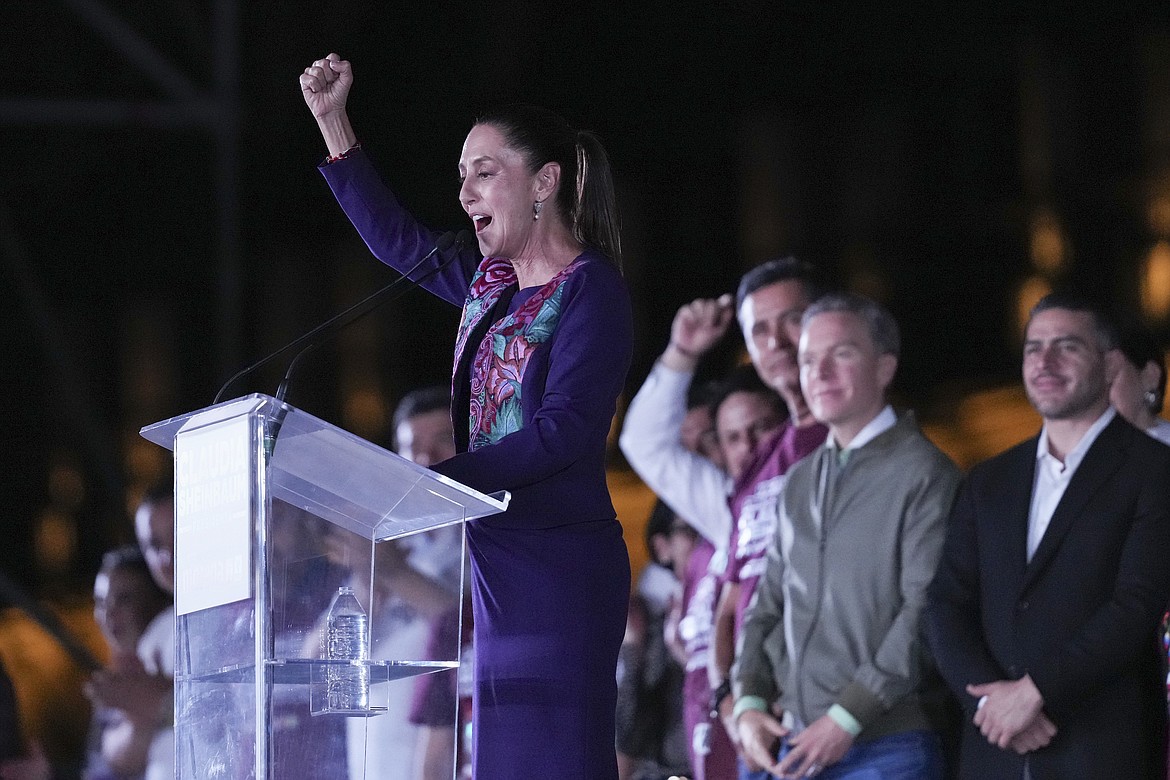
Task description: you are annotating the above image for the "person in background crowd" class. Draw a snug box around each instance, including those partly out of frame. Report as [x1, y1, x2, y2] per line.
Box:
[83, 546, 171, 780]
[623, 355, 791, 780]
[1110, 324, 1170, 445]
[85, 481, 175, 780]
[927, 293, 1170, 778]
[619, 379, 730, 780]
[390, 385, 464, 590]
[621, 259, 830, 779]
[617, 500, 693, 780]
[678, 382, 727, 470]
[393, 385, 459, 468]
[668, 523, 729, 780]
[390, 385, 473, 780]
[311, 385, 464, 779]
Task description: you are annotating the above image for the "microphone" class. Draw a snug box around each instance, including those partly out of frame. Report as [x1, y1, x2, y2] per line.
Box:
[214, 229, 466, 405]
[223, 229, 474, 458]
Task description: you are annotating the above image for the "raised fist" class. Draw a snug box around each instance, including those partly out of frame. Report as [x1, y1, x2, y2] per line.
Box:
[300, 53, 353, 119]
[670, 293, 735, 359]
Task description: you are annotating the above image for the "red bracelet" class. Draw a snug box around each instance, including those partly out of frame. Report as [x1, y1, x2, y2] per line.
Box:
[324, 142, 362, 165]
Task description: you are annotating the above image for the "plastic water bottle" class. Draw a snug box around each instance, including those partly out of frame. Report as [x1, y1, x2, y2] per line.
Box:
[325, 585, 369, 711]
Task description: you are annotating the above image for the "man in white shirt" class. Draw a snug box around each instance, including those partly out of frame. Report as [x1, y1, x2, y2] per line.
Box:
[927, 293, 1170, 779]
[619, 260, 830, 774]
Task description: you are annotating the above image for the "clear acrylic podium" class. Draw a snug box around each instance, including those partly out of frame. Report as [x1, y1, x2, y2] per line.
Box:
[141, 394, 509, 780]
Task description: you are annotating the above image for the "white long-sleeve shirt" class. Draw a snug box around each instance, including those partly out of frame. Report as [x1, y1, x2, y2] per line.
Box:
[619, 361, 733, 546]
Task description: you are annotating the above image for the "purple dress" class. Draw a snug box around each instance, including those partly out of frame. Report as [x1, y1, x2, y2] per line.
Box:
[321, 150, 632, 780]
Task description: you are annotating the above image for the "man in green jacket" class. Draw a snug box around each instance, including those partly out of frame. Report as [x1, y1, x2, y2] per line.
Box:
[732, 293, 961, 779]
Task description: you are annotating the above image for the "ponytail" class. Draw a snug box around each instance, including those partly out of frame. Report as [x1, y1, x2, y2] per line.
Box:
[572, 131, 622, 271]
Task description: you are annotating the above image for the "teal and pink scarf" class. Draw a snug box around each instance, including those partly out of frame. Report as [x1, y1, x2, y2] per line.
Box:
[453, 256, 584, 451]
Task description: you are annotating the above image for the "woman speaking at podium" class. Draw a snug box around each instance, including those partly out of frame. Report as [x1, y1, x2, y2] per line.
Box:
[301, 54, 632, 780]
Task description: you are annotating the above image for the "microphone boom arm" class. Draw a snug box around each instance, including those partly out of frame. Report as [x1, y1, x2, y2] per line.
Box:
[214, 230, 469, 404]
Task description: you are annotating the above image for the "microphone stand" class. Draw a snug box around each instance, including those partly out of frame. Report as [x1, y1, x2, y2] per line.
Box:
[214, 231, 467, 405]
[259, 230, 473, 457]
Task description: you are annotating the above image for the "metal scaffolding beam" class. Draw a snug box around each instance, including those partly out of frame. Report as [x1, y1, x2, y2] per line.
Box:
[4, 0, 242, 376]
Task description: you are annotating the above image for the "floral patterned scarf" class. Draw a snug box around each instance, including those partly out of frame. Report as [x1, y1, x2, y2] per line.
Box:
[453, 256, 585, 451]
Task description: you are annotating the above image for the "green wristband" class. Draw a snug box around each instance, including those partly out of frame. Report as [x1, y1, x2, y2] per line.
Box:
[731, 695, 769, 721]
[827, 704, 862, 737]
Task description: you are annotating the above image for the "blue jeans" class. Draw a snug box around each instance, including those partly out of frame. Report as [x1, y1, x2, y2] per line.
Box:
[739, 729, 943, 780]
[739, 757, 771, 780]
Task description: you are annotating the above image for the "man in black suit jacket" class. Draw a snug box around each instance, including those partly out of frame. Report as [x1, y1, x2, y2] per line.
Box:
[926, 293, 1170, 780]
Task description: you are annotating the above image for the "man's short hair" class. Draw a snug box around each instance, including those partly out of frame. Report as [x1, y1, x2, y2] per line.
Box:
[392, 386, 451, 432]
[141, 475, 174, 507]
[686, 378, 723, 412]
[802, 292, 901, 358]
[390, 385, 452, 451]
[709, 364, 785, 423]
[99, 544, 171, 603]
[1117, 324, 1167, 415]
[644, 499, 677, 554]
[1027, 292, 1119, 351]
[100, 544, 151, 575]
[735, 256, 826, 315]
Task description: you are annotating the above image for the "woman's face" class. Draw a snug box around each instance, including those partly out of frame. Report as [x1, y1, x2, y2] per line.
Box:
[1110, 357, 1156, 426]
[458, 123, 542, 259]
[94, 567, 162, 655]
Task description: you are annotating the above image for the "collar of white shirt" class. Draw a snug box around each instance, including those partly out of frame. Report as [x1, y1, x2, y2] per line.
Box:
[829, 404, 897, 458]
[1035, 406, 1117, 474]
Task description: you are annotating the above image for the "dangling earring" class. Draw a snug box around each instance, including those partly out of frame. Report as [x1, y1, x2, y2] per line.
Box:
[533, 200, 543, 221]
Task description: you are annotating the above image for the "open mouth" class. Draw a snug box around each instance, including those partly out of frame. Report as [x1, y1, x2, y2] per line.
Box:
[472, 214, 492, 233]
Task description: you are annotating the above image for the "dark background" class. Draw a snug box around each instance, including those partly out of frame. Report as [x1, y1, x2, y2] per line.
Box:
[3, 2, 1170, 594]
